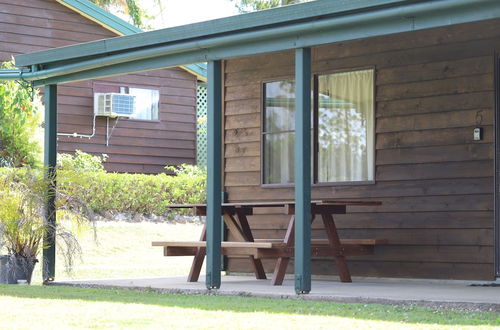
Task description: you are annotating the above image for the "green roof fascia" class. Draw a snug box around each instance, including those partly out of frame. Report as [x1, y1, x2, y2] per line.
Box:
[17, 0, 421, 67]
[55, 0, 207, 81]
[56, 0, 141, 35]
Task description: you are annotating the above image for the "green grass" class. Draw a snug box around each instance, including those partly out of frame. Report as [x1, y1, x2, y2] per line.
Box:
[0, 285, 499, 329]
[31, 221, 203, 283]
[3, 221, 500, 329]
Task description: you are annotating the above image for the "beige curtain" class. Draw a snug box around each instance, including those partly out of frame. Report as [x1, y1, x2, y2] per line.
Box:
[317, 69, 374, 182]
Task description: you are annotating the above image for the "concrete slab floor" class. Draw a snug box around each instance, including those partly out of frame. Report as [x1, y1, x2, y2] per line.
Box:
[55, 275, 500, 311]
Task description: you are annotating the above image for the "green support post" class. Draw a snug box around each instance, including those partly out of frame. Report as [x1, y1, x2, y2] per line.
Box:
[294, 48, 312, 294]
[206, 60, 222, 289]
[43, 84, 57, 283]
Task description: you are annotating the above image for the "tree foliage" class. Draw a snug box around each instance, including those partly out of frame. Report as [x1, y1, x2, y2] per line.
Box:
[89, 0, 156, 29]
[231, 0, 310, 13]
[0, 61, 42, 168]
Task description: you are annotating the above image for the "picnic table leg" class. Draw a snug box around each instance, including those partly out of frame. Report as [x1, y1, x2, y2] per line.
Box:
[272, 214, 316, 285]
[271, 216, 295, 285]
[223, 213, 267, 280]
[235, 210, 267, 279]
[321, 213, 352, 283]
[188, 224, 206, 282]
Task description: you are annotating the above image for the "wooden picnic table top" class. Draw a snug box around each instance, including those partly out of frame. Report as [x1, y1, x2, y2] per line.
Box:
[166, 200, 382, 209]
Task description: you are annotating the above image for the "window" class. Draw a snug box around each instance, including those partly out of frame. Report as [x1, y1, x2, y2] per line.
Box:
[129, 88, 159, 120]
[262, 69, 374, 185]
[93, 83, 159, 121]
[262, 80, 296, 184]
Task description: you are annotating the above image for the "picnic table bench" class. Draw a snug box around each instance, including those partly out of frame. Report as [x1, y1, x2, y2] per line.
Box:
[152, 200, 386, 285]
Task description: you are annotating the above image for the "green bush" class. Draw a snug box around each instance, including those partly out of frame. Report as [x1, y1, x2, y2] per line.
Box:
[0, 60, 42, 168]
[57, 164, 206, 215]
[0, 146, 206, 216]
[57, 150, 108, 172]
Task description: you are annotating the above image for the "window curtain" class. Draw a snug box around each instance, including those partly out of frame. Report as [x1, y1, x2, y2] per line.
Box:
[317, 69, 374, 182]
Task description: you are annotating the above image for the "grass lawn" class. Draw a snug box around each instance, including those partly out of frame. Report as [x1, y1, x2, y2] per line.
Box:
[10, 220, 499, 329]
[31, 221, 203, 283]
[0, 285, 499, 329]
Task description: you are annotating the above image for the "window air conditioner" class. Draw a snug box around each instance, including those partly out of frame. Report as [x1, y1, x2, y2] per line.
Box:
[94, 93, 136, 117]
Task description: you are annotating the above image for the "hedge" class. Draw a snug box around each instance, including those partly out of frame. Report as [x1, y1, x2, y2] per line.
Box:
[0, 165, 207, 216]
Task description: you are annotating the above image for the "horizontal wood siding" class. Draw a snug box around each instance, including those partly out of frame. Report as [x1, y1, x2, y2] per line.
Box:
[223, 19, 499, 280]
[0, 0, 196, 173]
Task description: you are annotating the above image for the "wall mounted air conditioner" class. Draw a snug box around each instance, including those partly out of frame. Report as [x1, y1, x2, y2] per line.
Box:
[94, 93, 136, 117]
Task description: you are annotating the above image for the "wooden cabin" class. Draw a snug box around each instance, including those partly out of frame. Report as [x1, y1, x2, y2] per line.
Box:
[223, 18, 497, 281]
[9, 0, 500, 288]
[0, 0, 205, 173]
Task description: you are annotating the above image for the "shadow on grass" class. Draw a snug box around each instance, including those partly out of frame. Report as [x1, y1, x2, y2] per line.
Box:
[0, 284, 498, 326]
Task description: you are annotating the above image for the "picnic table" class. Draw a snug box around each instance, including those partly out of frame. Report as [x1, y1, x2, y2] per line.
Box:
[152, 200, 386, 285]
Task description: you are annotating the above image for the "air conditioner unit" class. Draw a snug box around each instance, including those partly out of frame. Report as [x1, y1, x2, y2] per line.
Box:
[94, 93, 136, 117]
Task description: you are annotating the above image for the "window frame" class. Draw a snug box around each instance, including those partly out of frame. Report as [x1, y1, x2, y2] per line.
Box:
[260, 67, 376, 188]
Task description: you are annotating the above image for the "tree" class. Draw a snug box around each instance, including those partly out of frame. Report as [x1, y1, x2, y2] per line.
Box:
[231, 0, 310, 13]
[0, 61, 42, 168]
[89, 0, 160, 29]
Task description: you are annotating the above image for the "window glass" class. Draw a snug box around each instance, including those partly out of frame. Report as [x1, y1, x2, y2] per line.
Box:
[263, 80, 295, 184]
[262, 69, 374, 185]
[317, 69, 374, 182]
[264, 133, 295, 184]
[129, 88, 159, 120]
[264, 81, 295, 131]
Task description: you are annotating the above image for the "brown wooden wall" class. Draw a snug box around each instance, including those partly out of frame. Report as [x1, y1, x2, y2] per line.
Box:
[223, 19, 499, 280]
[0, 0, 196, 174]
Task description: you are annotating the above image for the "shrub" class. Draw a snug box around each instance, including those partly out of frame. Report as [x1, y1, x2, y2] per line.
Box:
[0, 60, 42, 168]
[0, 155, 207, 216]
[57, 150, 108, 172]
[57, 164, 207, 215]
[0, 167, 94, 273]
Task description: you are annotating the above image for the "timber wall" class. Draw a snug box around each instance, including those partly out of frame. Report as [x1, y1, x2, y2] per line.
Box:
[223, 19, 498, 280]
[0, 0, 196, 174]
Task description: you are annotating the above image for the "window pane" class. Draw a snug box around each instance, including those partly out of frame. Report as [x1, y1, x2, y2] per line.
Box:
[317, 69, 374, 182]
[264, 133, 294, 184]
[129, 88, 159, 120]
[264, 80, 295, 132]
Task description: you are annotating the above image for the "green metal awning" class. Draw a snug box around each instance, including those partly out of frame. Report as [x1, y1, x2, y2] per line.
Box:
[8, 0, 500, 86]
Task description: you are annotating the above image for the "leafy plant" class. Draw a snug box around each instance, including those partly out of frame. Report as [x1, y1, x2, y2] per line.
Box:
[1, 149, 206, 218]
[54, 164, 207, 215]
[0, 179, 45, 258]
[0, 168, 94, 273]
[57, 150, 108, 172]
[165, 165, 207, 205]
[0, 60, 42, 168]
[89, 0, 163, 29]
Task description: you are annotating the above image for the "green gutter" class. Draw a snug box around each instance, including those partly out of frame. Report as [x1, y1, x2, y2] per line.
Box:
[0, 69, 29, 81]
